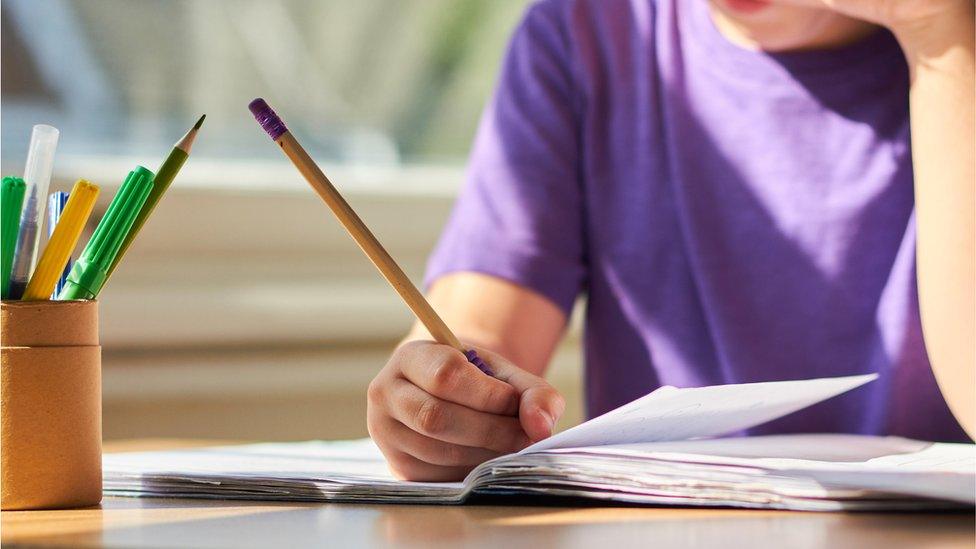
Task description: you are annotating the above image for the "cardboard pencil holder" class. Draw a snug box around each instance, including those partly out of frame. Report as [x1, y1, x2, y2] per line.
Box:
[1, 300, 102, 510]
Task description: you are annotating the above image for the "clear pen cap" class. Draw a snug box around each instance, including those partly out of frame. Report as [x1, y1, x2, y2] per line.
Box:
[8, 124, 60, 298]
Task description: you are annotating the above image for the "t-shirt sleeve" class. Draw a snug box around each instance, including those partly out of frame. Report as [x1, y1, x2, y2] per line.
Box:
[424, 2, 585, 316]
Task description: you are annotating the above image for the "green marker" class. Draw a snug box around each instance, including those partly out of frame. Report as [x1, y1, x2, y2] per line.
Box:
[1, 177, 27, 299]
[59, 167, 154, 300]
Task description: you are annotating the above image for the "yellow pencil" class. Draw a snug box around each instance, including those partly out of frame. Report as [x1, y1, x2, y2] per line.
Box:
[23, 180, 100, 301]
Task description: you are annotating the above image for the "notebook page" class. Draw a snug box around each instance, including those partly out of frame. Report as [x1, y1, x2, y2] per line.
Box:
[103, 439, 465, 499]
[103, 439, 395, 480]
[522, 374, 877, 453]
[552, 434, 933, 462]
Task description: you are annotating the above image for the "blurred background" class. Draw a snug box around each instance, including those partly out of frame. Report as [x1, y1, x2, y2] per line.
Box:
[1, 0, 584, 442]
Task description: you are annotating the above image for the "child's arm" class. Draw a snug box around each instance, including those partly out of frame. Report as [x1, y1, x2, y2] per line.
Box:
[407, 272, 569, 377]
[900, 7, 975, 438]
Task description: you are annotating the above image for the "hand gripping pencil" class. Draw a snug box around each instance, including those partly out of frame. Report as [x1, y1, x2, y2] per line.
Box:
[248, 98, 494, 376]
[106, 114, 205, 280]
[1, 177, 27, 299]
[23, 181, 100, 300]
[59, 168, 153, 300]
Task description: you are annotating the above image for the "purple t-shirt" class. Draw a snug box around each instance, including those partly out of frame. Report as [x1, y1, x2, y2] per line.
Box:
[425, 0, 968, 441]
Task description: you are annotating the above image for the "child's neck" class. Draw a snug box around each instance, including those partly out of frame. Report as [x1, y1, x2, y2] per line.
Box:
[708, 2, 879, 52]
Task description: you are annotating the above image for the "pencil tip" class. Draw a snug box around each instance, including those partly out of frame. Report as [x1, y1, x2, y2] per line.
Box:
[176, 115, 206, 152]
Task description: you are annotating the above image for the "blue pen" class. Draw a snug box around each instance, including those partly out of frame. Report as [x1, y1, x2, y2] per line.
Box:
[47, 192, 70, 299]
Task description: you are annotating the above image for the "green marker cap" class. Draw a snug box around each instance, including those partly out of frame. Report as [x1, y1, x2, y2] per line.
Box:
[59, 167, 154, 300]
[1, 177, 27, 299]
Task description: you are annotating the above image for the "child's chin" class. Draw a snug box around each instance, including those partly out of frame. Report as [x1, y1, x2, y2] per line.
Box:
[719, 0, 774, 16]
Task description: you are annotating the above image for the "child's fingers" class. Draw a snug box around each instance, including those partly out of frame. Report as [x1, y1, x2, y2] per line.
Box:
[385, 377, 531, 453]
[470, 346, 566, 443]
[395, 340, 520, 416]
[381, 447, 475, 482]
[380, 416, 504, 467]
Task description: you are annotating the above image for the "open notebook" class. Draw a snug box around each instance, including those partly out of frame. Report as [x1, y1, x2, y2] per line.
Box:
[103, 374, 976, 511]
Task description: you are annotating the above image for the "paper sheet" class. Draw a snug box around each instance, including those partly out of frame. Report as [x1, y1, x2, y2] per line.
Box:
[522, 374, 877, 452]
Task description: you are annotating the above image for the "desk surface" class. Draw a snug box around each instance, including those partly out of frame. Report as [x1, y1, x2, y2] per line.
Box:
[2, 440, 974, 549]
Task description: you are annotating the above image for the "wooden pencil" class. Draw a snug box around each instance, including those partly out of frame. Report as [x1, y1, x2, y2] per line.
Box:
[248, 98, 493, 375]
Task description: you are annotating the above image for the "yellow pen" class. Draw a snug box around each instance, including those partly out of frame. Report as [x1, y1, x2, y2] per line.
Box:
[23, 180, 100, 301]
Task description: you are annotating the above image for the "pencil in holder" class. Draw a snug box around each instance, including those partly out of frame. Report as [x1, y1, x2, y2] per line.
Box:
[1, 300, 102, 510]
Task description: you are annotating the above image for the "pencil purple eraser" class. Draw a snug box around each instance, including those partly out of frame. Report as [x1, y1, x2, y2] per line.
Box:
[248, 98, 288, 141]
[464, 349, 495, 377]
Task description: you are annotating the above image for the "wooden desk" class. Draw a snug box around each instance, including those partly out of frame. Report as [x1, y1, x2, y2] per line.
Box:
[2, 440, 973, 548]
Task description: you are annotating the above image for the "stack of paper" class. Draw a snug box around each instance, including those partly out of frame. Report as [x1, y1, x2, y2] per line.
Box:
[103, 375, 976, 511]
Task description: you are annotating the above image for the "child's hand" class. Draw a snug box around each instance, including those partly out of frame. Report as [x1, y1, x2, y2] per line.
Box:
[367, 340, 565, 481]
[774, 0, 970, 36]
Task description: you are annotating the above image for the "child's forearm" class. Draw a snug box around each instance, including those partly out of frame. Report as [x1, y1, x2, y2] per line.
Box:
[897, 7, 975, 438]
[402, 272, 568, 378]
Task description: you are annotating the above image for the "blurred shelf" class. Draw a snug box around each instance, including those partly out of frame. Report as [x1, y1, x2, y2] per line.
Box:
[50, 154, 467, 196]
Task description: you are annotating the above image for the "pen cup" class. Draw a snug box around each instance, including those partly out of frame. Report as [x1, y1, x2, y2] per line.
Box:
[1, 300, 102, 510]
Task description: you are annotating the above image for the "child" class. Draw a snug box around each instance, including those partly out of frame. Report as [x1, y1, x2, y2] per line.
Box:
[366, 0, 975, 481]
